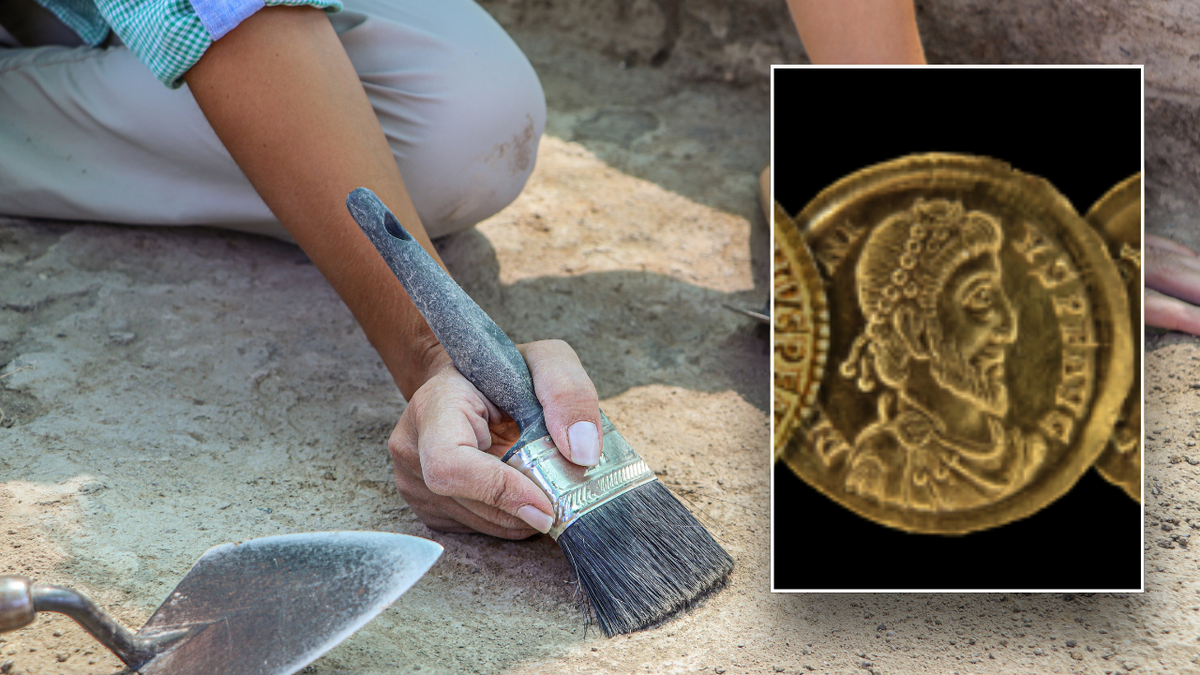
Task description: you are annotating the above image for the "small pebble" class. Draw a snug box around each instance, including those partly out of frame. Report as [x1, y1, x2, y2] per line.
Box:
[715, 668, 726, 674]
[1034, 648, 1043, 655]
[108, 331, 136, 345]
[886, 631, 896, 637]
[1066, 639, 1077, 648]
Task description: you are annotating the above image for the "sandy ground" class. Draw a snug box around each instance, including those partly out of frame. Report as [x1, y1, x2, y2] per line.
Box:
[1, 6, 1197, 675]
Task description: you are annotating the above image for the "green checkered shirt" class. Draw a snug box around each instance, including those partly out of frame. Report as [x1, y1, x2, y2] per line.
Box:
[34, 0, 342, 88]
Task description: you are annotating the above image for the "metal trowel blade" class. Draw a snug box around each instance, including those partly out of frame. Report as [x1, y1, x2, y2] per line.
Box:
[134, 531, 442, 675]
[721, 303, 769, 323]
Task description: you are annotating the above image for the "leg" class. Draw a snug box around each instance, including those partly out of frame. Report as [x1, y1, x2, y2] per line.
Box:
[335, 0, 545, 237]
[0, 0, 544, 240]
[785, 0, 925, 64]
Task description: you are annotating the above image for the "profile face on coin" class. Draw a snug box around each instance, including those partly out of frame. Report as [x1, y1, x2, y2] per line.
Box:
[785, 154, 1132, 534]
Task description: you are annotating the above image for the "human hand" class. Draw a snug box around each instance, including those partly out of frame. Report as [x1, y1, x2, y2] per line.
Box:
[388, 340, 602, 538]
[1146, 233, 1200, 336]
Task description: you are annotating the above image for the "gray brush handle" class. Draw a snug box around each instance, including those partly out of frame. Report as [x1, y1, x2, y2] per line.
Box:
[346, 188, 547, 444]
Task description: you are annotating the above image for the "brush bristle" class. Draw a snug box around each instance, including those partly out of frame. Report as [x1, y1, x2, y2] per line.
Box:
[557, 481, 734, 636]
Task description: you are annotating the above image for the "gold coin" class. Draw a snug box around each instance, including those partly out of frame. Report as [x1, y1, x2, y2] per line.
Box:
[773, 202, 829, 461]
[783, 154, 1133, 534]
[1085, 173, 1141, 502]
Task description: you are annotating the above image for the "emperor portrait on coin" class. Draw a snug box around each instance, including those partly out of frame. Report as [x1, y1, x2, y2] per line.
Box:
[838, 198, 1046, 512]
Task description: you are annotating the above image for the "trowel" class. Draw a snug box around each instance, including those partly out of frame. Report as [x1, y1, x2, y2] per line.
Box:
[0, 531, 442, 674]
[721, 300, 769, 323]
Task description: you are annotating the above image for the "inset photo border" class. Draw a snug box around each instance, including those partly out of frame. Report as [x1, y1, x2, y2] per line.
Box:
[771, 65, 1143, 592]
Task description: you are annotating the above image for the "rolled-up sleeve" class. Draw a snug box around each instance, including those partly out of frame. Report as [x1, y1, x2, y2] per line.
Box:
[38, 0, 342, 88]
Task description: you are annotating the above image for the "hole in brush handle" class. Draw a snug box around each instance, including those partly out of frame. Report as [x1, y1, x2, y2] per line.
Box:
[383, 211, 412, 241]
[346, 186, 547, 433]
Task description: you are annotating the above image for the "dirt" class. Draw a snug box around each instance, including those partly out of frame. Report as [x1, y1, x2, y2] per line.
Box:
[1, 3, 1197, 675]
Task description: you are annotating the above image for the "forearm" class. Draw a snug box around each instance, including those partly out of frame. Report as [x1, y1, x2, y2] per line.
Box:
[786, 0, 925, 64]
[184, 5, 446, 398]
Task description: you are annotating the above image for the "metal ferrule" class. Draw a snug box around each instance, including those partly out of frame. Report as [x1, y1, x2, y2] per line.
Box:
[0, 576, 34, 633]
[505, 412, 657, 539]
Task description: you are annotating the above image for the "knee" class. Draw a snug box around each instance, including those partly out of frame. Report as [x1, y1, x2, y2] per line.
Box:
[341, 2, 546, 237]
[413, 93, 545, 239]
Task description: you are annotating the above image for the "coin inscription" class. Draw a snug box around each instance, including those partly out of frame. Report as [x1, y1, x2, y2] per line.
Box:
[783, 154, 1132, 534]
[1085, 173, 1141, 502]
[773, 202, 829, 460]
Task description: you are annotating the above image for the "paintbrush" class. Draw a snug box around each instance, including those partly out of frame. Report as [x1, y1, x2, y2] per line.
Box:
[346, 188, 733, 636]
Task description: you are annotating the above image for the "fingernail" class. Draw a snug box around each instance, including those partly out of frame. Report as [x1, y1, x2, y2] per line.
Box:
[516, 505, 553, 534]
[568, 421, 600, 466]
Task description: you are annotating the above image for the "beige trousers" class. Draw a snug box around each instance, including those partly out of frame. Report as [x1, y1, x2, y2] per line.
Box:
[0, 0, 545, 240]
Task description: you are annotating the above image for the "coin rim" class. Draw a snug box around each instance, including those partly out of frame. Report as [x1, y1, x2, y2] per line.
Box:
[1085, 172, 1142, 503]
[783, 153, 1133, 534]
[773, 204, 830, 459]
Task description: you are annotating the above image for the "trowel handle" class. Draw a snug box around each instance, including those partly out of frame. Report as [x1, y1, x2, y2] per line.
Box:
[346, 188, 547, 439]
[0, 575, 174, 670]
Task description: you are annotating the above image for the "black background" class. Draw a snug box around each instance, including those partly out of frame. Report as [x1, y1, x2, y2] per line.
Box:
[771, 67, 1142, 591]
